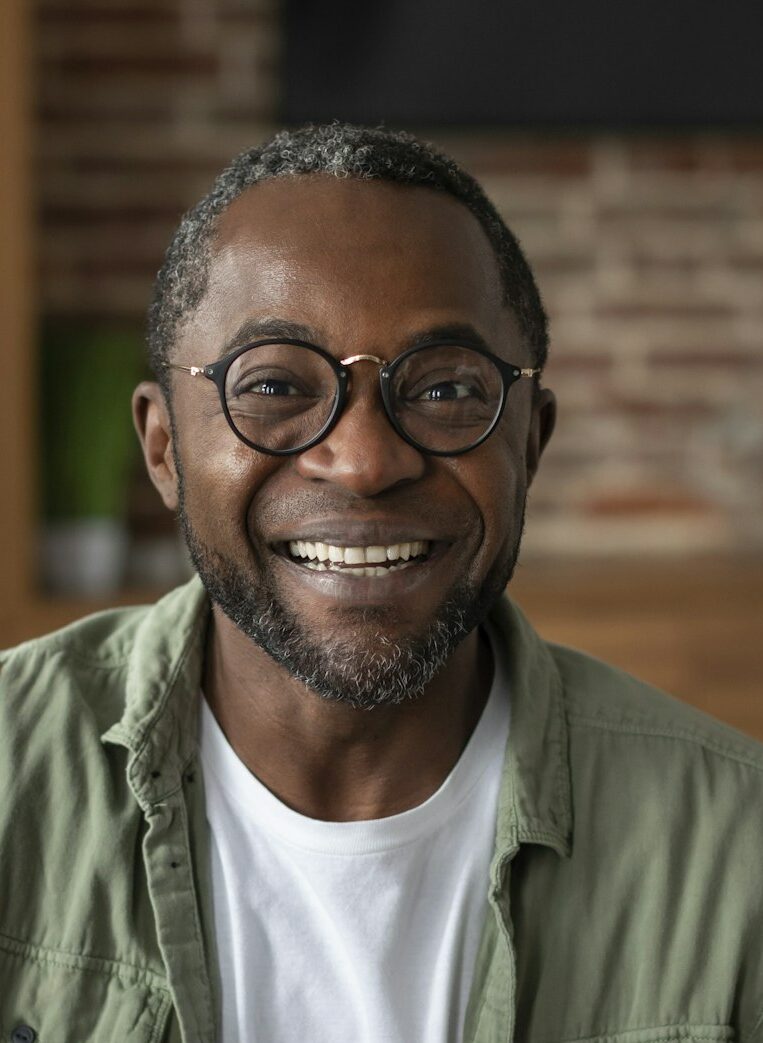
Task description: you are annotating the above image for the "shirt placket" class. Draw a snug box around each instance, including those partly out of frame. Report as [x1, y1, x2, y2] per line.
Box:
[141, 793, 216, 1041]
[120, 728, 219, 1043]
[464, 849, 519, 1043]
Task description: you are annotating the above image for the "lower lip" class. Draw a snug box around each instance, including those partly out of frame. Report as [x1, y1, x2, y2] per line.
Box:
[273, 547, 450, 606]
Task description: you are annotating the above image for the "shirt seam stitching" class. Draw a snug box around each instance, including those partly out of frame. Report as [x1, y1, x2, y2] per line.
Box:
[545, 1025, 735, 1043]
[174, 790, 217, 1039]
[148, 991, 174, 1043]
[747, 1000, 763, 1041]
[551, 659, 572, 842]
[128, 627, 199, 792]
[0, 928, 169, 990]
[567, 713, 763, 773]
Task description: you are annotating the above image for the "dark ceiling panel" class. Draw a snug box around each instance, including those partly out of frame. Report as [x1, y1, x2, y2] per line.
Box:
[283, 0, 763, 128]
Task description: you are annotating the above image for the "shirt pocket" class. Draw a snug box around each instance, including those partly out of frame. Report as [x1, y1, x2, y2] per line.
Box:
[0, 935, 172, 1043]
[555, 1026, 735, 1043]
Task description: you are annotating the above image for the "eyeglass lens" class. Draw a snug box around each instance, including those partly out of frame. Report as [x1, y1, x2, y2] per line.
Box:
[223, 343, 505, 454]
[391, 344, 504, 453]
[225, 343, 338, 453]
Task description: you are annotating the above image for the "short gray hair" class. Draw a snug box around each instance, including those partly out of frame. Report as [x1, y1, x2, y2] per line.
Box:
[147, 123, 549, 391]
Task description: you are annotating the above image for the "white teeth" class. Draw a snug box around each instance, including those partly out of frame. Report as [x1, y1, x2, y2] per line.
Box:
[302, 559, 417, 576]
[287, 539, 431, 568]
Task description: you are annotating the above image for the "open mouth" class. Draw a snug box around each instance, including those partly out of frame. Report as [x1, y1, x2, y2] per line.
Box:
[279, 539, 434, 578]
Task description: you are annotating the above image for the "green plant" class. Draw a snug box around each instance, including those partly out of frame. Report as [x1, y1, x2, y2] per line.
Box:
[40, 320, 147, 521]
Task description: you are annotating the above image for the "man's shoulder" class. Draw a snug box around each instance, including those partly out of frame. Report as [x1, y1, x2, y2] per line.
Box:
[0, 578, 206, 743]
[1, 600, 152, 668]
[547, 637, 763, 773]
[0, 602, 155, 741]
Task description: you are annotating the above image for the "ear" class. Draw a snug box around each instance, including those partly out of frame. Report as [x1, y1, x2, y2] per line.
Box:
[132, 381, 179, 511]
[525, 386, 556, 487]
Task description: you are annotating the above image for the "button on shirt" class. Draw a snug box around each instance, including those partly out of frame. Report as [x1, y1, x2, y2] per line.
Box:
[200, 625, 510, 1043]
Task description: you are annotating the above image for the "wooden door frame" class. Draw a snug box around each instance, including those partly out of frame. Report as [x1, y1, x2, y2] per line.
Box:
[0, 0, 35, 634]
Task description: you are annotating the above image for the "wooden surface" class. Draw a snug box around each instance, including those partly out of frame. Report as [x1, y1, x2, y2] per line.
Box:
[510, 558, 763, 741]
[2, 558, 762, 741]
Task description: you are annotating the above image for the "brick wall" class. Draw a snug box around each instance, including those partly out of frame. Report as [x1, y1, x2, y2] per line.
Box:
[36, 0, 763, 559]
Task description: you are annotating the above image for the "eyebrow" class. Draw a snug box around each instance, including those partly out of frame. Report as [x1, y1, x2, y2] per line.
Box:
[215, 318, 320, 359]
[401, 323, 491, 354]
[215, 317, 494, 361]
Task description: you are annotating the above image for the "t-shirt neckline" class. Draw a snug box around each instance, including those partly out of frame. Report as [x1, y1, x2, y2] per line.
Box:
[199, 623, 510, 857]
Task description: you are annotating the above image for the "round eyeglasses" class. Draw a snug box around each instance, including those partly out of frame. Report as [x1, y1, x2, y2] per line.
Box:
[169, 338, 539, 457]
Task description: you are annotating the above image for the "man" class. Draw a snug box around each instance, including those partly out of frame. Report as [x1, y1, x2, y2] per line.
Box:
[1, 124, 762, 1043]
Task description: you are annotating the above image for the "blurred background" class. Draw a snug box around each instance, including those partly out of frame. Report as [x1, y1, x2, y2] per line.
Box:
[1, 0, 761, 732]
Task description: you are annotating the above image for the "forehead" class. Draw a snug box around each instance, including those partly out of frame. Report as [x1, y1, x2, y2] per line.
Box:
[182, 175, 516, 358]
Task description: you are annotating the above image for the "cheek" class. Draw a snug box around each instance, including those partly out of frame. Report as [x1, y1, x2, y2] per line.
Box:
[177, 426, 279, 542]
[463, 437, 529, 565]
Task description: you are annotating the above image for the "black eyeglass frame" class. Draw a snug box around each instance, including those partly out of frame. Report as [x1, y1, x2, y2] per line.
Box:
[169, 337, 540, 458]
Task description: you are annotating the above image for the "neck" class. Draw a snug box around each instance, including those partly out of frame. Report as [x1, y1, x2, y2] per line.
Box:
[202, 607, 493, 822]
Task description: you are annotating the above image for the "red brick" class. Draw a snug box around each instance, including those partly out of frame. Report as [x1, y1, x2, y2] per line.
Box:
[598, 204, 731, 223]
[63, 156, 223, 176]
[42, 204, 184, 223]
[728, 255, 763, 272]
[39, 0, 181, 10]
[597, 302, 737, 321]
[726, 142, 763, 173]
[451, 138, 593, 178]
[625, 139, 704, 174]
[41, 255, 158, 276]
[585, 491, 716, 517]
[544, 354, 614, 375]
[39, 8, 180, 26]
[50, 53, 219, 76]
[648, 349, 762, 369]
[628, 257, 704, 276]
[39, 103, 174, 123]
[606, 396, 717, 420]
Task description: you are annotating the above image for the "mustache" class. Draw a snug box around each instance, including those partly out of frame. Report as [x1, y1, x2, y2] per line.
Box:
[252, 487, 476, 535]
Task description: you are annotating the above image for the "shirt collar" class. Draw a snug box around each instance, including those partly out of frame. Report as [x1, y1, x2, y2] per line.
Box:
[101, 576, 210, 809]
[103, 576, 573, 860]
[487, 595, 573, 862]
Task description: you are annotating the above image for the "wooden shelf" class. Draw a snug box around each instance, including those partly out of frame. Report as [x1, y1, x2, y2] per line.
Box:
[512, 557, 763, 741]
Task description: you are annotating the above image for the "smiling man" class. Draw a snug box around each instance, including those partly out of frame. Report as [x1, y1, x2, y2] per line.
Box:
[3, 124, 763, 1043]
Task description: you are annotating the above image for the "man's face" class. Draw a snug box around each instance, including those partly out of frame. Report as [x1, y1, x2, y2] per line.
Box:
[158, 176, 554, 707]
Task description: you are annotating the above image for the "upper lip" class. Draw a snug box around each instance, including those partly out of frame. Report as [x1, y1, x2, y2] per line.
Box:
[268, 518, 456, 547]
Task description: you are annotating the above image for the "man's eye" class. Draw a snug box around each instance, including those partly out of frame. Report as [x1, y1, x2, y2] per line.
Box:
[416, 381, 479, 401]
[237, 378, 301, 397]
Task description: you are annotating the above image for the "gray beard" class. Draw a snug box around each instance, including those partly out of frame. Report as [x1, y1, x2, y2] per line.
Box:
[177, 471, 524, 711]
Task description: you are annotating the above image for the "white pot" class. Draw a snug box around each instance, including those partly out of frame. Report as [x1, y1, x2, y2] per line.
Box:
[42, 518, 128, 596]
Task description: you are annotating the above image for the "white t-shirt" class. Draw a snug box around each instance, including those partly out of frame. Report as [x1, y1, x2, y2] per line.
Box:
[199, 628, 510, 1043]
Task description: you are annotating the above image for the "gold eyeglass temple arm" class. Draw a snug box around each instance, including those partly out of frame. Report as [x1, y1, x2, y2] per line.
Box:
[168, 364, 206, 376]
[519, 368, 540, 377]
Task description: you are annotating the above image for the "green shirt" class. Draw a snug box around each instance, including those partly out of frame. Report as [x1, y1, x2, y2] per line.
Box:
[2, 577, 763, 1043]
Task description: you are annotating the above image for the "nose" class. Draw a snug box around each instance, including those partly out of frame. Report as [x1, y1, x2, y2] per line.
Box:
[294, 366, 426, 496]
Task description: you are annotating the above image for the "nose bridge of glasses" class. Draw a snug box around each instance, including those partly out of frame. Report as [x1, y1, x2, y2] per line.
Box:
[339, 353, 391, 410]
[339, 353, 389, 369]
